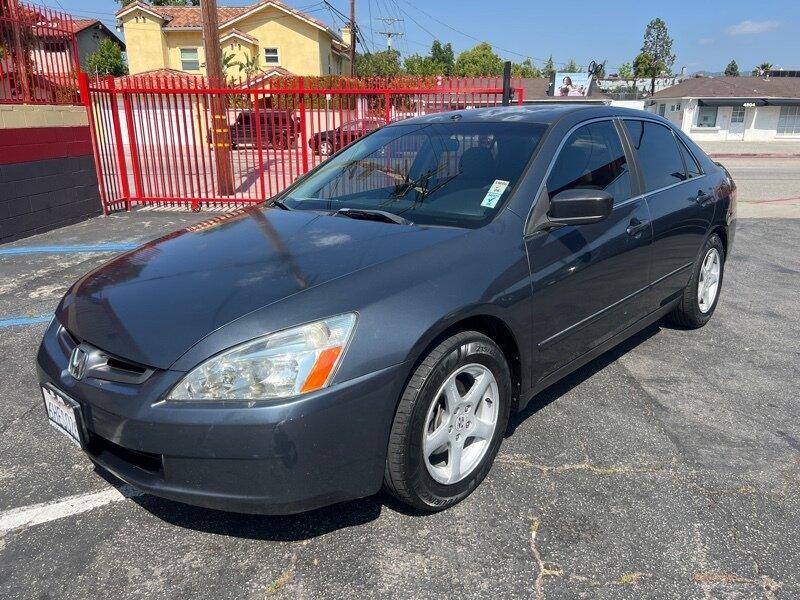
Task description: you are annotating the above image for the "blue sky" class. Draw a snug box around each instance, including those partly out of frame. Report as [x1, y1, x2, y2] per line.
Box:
[43, 0, 798, 74]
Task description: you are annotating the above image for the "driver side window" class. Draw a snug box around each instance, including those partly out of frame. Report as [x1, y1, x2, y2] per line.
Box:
[546, 120, 631, 204]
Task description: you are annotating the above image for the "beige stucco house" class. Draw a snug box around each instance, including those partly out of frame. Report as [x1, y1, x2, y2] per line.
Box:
[116, 0, 351, 77]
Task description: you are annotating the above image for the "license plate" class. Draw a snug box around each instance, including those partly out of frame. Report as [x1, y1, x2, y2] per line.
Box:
[42, 385, 83, 448]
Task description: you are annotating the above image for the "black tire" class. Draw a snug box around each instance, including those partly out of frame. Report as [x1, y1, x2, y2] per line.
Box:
[318, 140, 334, 156]
[668, 233, 725, 328]
[384, 331, 512, 511]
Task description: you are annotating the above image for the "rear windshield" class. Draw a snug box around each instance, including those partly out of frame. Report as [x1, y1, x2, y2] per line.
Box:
[280, 121, 547, 228]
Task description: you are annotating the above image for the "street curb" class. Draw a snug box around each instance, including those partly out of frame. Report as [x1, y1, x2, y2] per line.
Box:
[709, 153, 800, 159]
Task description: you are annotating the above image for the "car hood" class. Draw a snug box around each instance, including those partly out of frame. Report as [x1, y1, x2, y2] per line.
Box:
[57, 208, 465, 369]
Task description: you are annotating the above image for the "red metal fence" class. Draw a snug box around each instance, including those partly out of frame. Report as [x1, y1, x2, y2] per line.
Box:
[0, 0, 80, 105]
[82, 73, 524, 213]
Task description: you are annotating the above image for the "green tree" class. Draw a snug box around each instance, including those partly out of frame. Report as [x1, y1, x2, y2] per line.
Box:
[640, 18, 675, 95]
[724, 59, 740, 77]
[563, 58, 580, 72]
[511, 58, 540, 78]
[430, 40, 455, 75]
[617, 62, 633, 79]
[454, 42, 503, 76]
[403, 40, 456, 76]
[541, 55, 556, 79]
[751, 62, 773, 76]
[356, 50, 402, 76]
[84, 39, 128, 76]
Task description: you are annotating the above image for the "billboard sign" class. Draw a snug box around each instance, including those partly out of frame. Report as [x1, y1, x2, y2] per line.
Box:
[552, 72, 592, 97]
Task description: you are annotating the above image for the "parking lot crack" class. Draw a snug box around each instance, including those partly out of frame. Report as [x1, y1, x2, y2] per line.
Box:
[530, 516, 564, 600]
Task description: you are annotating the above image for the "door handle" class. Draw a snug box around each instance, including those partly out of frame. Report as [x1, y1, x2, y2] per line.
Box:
[694, 191, 713, 205]
[626, 219, 649, 237]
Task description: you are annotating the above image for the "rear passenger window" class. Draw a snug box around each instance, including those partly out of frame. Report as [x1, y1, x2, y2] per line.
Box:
[677, 138, 702, 178]
[547, 120, 631, 203]
[624, 120, 687, 191]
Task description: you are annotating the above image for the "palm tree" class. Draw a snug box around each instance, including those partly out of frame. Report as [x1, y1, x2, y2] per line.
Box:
[752, 62, 773, 77]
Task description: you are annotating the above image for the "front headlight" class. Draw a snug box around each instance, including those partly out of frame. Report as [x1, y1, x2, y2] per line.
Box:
[168, 313, 357, 401]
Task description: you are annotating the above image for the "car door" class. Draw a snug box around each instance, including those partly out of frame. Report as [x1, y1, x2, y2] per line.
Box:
[622, 119, 715, 307]
[525, 119, 653, 379]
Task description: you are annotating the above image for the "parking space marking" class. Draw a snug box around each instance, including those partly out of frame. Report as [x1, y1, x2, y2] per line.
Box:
[0, 485, 143, 536]
[0, 243, 138, 256]
[0, 315, 51, 328]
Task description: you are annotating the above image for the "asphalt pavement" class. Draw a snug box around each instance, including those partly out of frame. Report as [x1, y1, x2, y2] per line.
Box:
[0, 174, 798, 599]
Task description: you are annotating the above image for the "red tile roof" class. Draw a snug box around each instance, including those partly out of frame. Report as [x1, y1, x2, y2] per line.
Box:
[117, 1, 342, 41]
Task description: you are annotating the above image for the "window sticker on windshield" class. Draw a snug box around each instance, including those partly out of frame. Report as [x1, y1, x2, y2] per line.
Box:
[480, 180, 510, 208]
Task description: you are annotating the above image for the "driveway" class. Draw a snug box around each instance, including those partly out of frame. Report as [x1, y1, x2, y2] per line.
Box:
[0, 208, 798, 598]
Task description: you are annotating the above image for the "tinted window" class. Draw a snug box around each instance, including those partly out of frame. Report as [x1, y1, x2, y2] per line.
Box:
[283, 122, 547, 228]
[547, 120, 631, 203]
[624, 121, 686, 191]
[677, 138, 702, 178]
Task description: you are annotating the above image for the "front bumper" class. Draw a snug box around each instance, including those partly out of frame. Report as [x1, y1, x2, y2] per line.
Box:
[36, 320, 406, 514]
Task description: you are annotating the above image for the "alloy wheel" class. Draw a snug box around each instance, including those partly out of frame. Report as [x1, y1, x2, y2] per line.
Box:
[697, 247, 721, 313]
[422, 363, 499, 485]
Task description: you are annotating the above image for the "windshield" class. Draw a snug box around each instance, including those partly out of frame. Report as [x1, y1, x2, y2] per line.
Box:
[281, 121, 547, 228]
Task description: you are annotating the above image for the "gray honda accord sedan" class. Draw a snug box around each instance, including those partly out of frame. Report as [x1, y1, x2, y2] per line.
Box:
[37, 105, 736, 514]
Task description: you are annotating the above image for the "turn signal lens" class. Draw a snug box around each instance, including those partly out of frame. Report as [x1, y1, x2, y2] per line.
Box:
[168, 314, 357, 401]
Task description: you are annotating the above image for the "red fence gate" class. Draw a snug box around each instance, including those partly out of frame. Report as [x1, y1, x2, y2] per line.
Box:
[82, 73, 524, 213]
[1, 0, 80, 105]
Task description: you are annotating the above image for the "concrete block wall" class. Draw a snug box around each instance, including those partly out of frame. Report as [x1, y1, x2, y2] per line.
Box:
[0, 105, 102, 244]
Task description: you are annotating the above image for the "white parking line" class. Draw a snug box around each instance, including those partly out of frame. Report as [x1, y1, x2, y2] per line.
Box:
[0, 485, 144, 536]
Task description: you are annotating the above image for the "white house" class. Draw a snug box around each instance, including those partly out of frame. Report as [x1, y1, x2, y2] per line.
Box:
[647, 76, 800, 142]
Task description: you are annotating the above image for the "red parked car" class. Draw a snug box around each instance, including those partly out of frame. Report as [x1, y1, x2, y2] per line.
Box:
[208, 110, 298, 150]
[309, 118, 384, 155]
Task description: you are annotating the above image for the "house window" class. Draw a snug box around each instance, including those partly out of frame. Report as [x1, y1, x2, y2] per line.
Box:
[676, 103, 681, 111]
[658, 104, 666, 116]
[180, 48, 200, 71]
[731, 106, 745, 124]
[697, 106, 718, 127]
[777, 106, 800, 136]
[264, 48, 279, 64]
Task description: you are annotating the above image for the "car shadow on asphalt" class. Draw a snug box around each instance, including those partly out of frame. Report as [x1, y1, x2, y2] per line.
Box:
[506, 322, 662, 436]
[99, 321, 668, 540]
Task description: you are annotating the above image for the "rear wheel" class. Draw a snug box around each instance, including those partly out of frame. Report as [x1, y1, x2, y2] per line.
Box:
[384, 331, 511, 511]
[668, 233, 725, 328]
[318, 140, 334, 156]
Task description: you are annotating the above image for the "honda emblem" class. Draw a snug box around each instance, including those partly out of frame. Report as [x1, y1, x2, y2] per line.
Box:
[68, 346, 88, 380]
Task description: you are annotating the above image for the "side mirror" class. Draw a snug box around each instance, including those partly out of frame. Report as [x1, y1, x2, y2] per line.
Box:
[547, 189, 613, 226]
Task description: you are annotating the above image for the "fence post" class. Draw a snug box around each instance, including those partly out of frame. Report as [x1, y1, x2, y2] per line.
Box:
[106, 75, 131, 210]
[8, 0, 32, 103]
[79, 72, 109, 214]
[384, 91, 391, 123]
[298, 77, 310, 174]
[122, 89, 143, 201]
[253, 92, 267, 200]
[517, 87, 525, 106]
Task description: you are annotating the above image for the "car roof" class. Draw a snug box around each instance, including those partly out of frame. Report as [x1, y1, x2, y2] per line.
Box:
[384, 104, 660, 128]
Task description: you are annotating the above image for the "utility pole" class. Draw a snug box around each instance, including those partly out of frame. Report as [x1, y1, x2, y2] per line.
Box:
[376, 17, 403, 51]
[200, 0, 234, 195]
[349, 0, 356, 75]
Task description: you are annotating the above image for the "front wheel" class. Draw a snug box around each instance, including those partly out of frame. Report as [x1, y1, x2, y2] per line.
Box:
[384, 331, 511, 511]
[668, 233, 725, 328]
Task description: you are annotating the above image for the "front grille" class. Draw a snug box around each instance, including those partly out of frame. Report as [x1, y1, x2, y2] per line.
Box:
[58, 324, 154, 384]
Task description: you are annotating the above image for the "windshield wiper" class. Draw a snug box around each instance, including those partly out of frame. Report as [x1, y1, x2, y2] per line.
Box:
[336, 208, 413, 226]
[268, 198, 291, 210]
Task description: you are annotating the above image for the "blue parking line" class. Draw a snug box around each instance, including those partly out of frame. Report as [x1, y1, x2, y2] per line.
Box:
[0, 315, 51, 328]
[0, 243, 139, 256]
